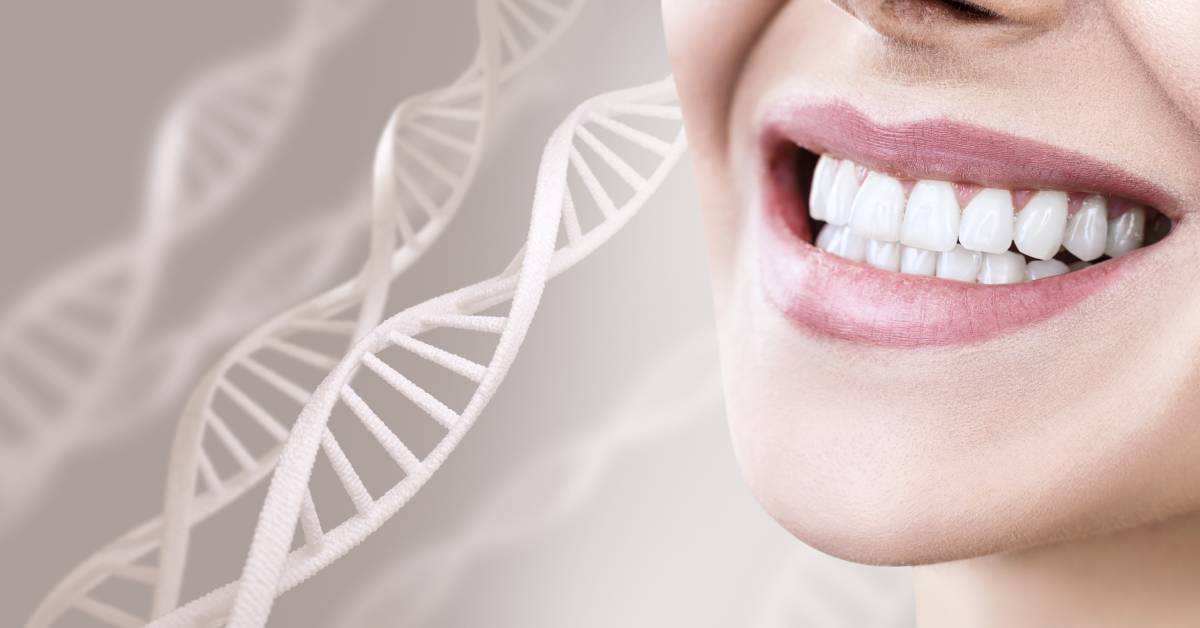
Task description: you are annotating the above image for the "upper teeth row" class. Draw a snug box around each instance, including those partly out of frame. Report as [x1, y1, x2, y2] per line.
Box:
[809, 155, 1149, 262]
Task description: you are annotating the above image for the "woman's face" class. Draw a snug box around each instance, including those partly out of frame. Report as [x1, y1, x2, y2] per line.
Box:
[663, 0, 1200, 565]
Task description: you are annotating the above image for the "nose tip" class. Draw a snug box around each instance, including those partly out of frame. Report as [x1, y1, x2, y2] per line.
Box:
[832, 0, 1064, 46]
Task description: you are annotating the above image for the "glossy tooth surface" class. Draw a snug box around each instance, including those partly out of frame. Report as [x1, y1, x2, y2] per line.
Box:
[809, 155, 838, 221]
[815, 223, 838, 250]
[850, 172, 906, 242]
[821, 225, 868, 262]
[958, 188, 1014, 254]
[901, 180, 960, 252]
[1014, 190, 1068, 260]
[1105, 207, 1147, 258]
[1025, 259, 1070, 281]
[1063, 195, 1108, 262]
[977, 251, 1026, 285]
[825, 159, 860, 226]
[866, 240, 901, 271]
[900, 246, 939, 276]
[936, 245, 982, 283]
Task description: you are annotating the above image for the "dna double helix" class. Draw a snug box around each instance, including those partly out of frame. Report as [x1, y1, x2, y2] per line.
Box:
[0, 0, 382, 535]
[158, 73, 687, 628]
[27, 0, 652, 625]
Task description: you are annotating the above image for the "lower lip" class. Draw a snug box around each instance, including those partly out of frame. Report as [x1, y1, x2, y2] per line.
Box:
[757, 161, 1136, 349]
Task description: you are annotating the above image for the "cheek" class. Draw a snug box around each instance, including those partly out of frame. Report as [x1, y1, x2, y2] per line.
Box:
[1105, 2, 1200, 131]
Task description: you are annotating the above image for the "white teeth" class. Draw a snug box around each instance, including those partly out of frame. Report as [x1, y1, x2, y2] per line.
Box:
[850, 172, 906, 242]
[825, 159, 860, 226]
[1014, 190, 1069, 260]
[809, 155, 838, 221]
[900, 246, 939, 276]
[815, 222, 838, 250]
[807, 155, 1165, 281]
[958, 188, 1014, 254]
[866, 240, 901, 271]
[1025, 259, 1070, 281]
[936, 245, 982, 283]
[818, 225, 867, 262]
[1063, 195, 1108, 262]
[901, 180, 960, 253]
[978, 251, 1027, 285]
[1105, 207, 1146, 258]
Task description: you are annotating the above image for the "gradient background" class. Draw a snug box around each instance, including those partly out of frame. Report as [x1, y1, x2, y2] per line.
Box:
[0, 1, 911, 625]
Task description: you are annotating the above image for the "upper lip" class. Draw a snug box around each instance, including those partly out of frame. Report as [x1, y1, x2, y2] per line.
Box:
[761, 99, 1183, 219]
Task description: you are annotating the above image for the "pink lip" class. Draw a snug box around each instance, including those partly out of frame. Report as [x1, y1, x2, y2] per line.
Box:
[757, 101, 1171, 348]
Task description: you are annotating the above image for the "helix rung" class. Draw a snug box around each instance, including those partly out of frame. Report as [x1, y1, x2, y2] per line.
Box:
[389, 332, 487, 383]
[604, 103, 683, 121]
[575, 125, 648, 189]
[197, 451, 224, 497]
[320, 428, 375, 515]
[393, 156, 440, 218]
[422, 314, 508, 334]
[568, 146, 617, 217]
[415, 104, 481, 124]
[411, 119, 474, 155]
[109, 563, 159, 587]
[218, 379, 290, 442]
[74, 596, 144, 628]
[240, 356, 312, 405]
[361, 354, 460, 430]
[495, 10, 523, 59]
[586, 112, 673, 157]
[397, 141, 460, 189]
[288, 318, 357, 335]
[207, 411, 258, 471]
[500, 0, 548, 39]
[340, 387, 423, 477]
[263, 336, 339, 371]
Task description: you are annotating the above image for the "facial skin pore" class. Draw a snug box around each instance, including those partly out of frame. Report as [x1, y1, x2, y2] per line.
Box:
[663, 1, 1200, 625]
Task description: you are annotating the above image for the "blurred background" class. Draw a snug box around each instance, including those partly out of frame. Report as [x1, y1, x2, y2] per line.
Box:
[0, 1, 912, 626]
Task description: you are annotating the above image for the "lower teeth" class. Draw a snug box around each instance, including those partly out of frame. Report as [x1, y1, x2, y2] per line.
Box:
[814, 221, 1165, 284]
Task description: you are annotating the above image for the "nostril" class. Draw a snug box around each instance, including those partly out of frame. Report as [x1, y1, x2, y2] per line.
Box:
[831, 0, 1059, 47]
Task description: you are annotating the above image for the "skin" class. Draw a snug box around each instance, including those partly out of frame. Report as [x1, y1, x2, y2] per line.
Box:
[662, 1, 1200, 625]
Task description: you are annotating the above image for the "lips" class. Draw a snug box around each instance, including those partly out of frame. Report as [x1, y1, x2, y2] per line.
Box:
[756, 101, 1180, 347]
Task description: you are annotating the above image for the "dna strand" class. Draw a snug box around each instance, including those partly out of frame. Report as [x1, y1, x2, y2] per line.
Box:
[25, 1, 591, 626]
[332, 330, 723, 627]
[0, 0, 381, 535]
[146, 75, 686, 628]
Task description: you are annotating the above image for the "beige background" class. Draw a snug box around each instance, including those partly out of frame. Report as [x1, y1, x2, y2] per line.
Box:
[0, 1, 911, 625]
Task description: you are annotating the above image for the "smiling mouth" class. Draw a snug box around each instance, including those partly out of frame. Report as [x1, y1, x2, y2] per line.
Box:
[757, 101, 1182, 347]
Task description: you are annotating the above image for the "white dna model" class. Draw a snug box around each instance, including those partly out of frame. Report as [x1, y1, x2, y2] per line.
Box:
[26, 0, 694, 625]
[210, 76, 685, 628]
[0, 0, 382, 535]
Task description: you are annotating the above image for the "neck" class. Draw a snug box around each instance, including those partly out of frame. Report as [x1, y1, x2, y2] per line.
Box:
[914, 512, 1200, 628]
